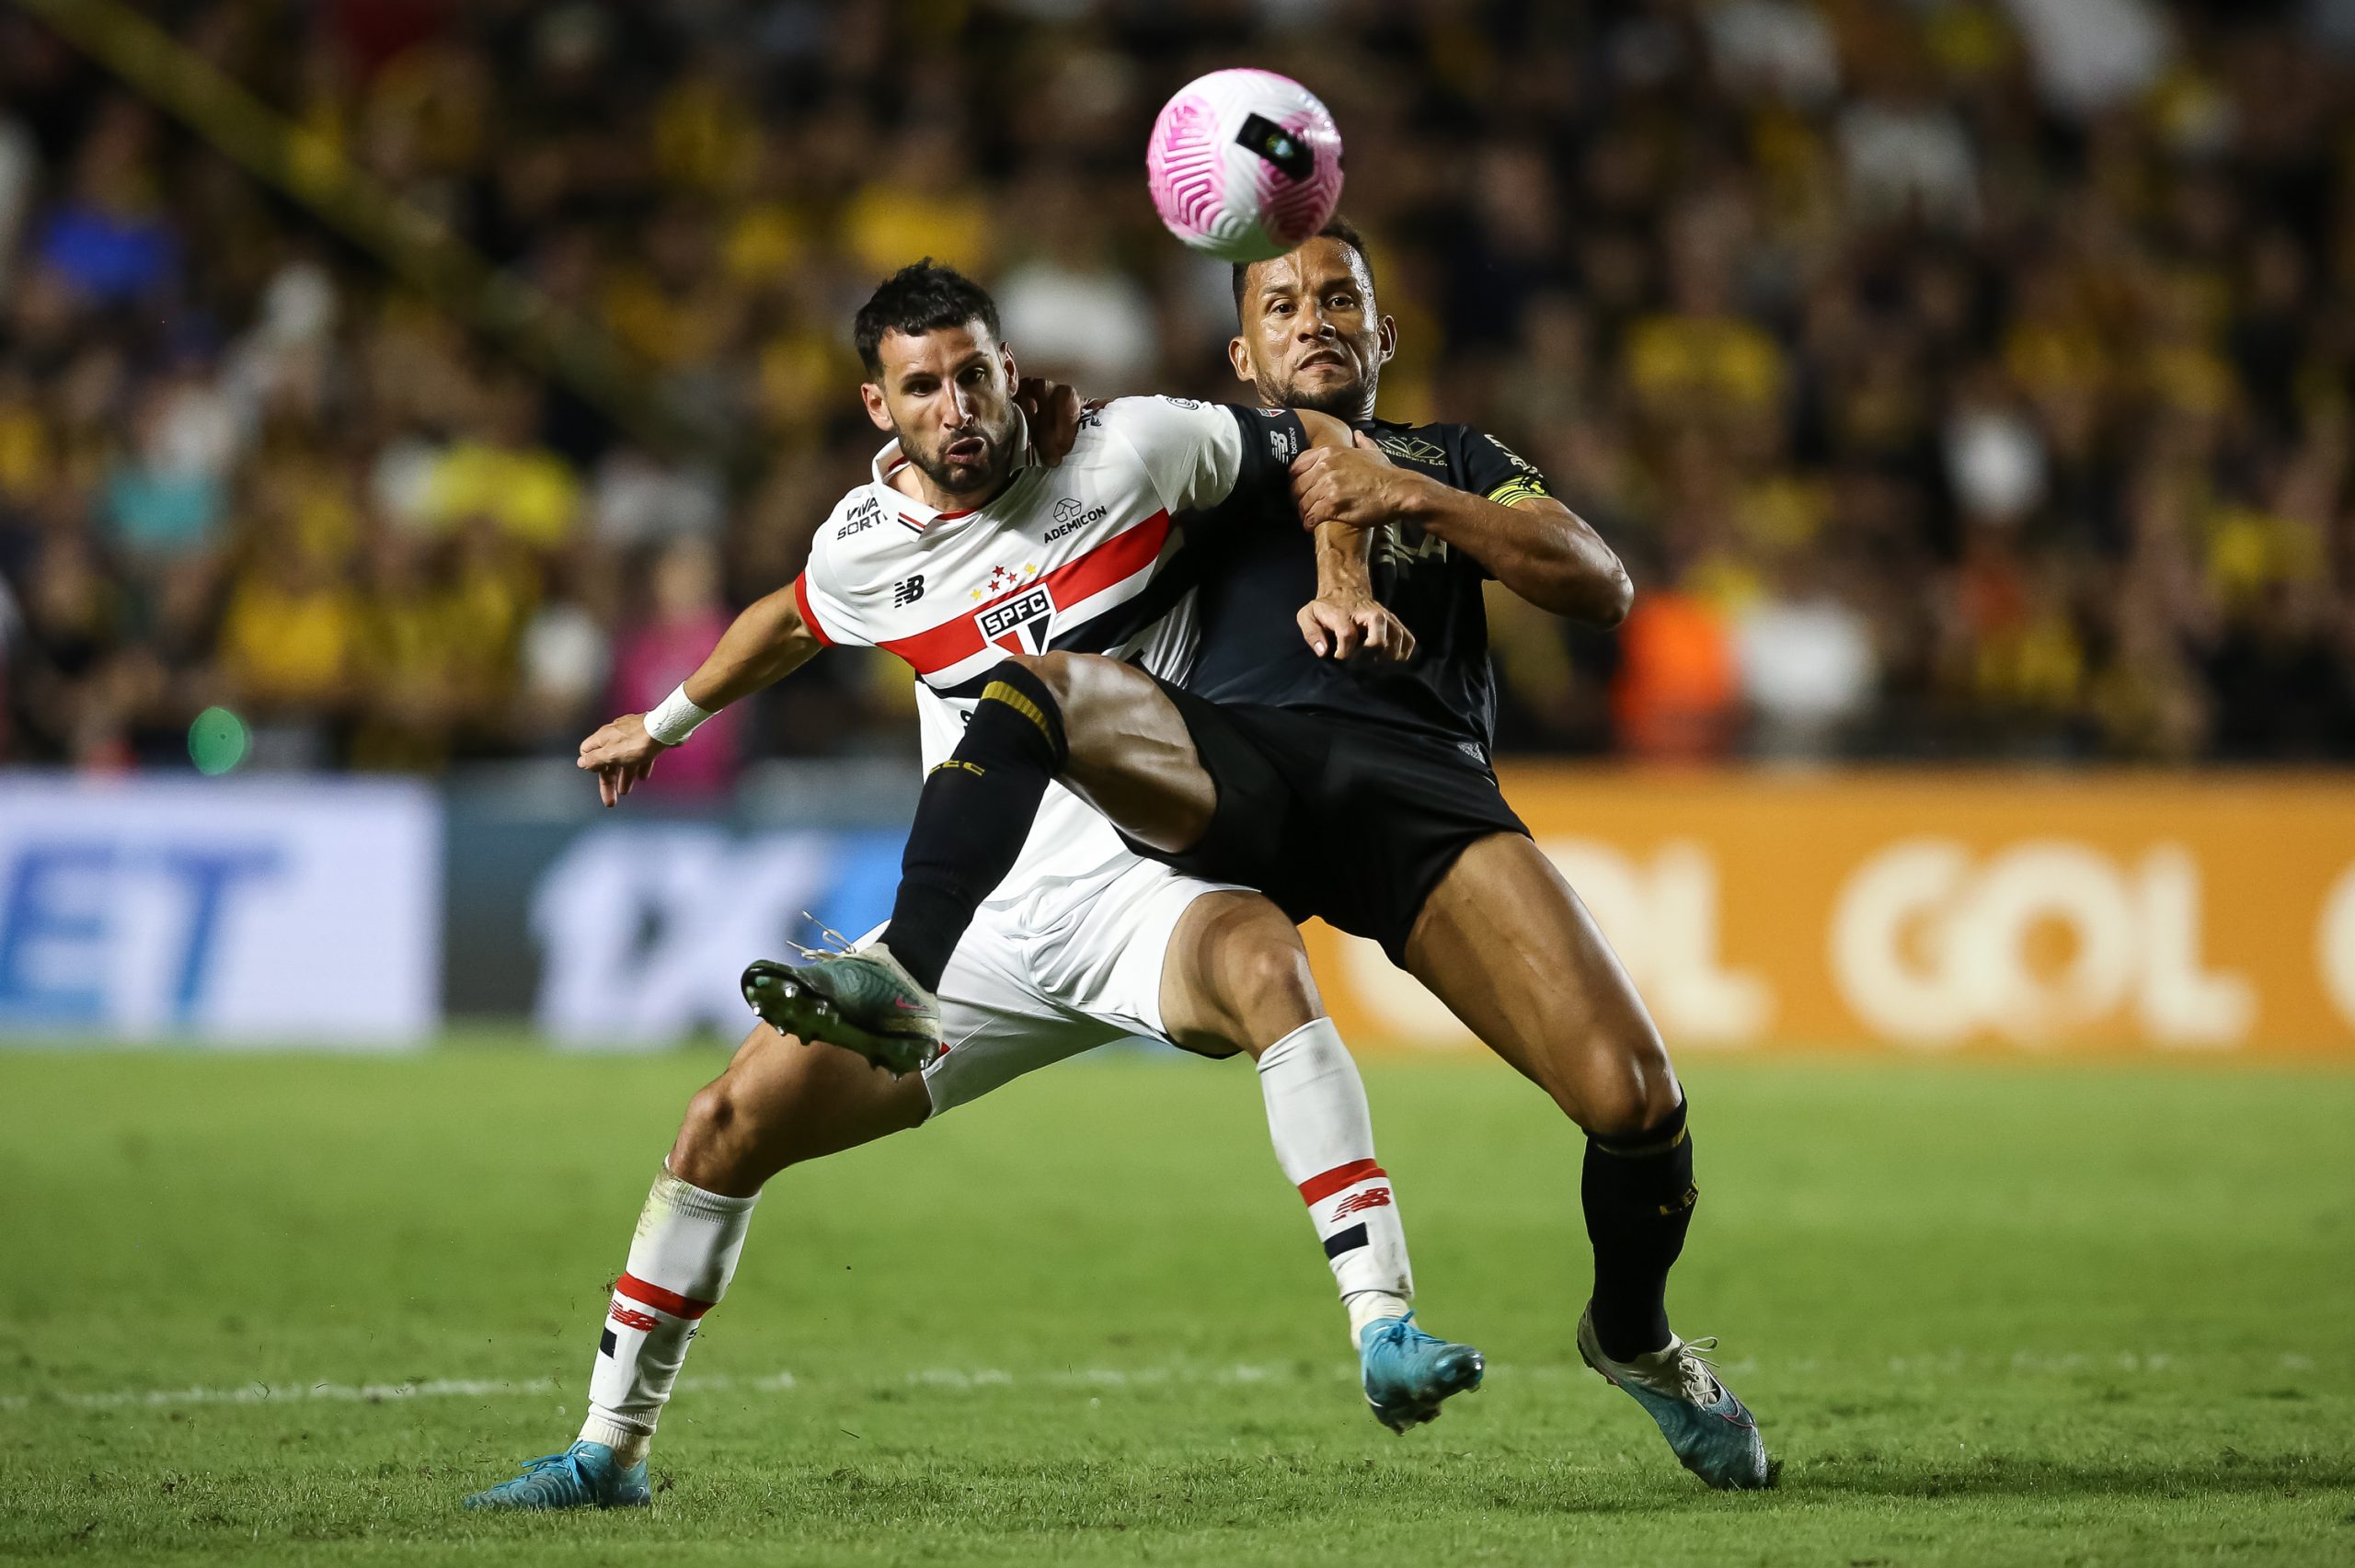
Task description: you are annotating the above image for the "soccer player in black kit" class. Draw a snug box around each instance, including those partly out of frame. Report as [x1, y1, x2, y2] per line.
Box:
[769, 221, 1775, 1491]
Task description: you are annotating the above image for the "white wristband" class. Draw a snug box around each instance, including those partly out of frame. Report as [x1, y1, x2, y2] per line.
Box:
[645, 683, 715, 746]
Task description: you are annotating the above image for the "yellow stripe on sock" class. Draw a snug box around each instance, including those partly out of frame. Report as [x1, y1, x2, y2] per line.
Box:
[1596, 1123, 1688, 1157]
[982, 680, 1057, 747]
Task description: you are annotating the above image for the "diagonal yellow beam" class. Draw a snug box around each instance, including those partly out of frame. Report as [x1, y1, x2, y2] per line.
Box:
[8, 0, 700, 458]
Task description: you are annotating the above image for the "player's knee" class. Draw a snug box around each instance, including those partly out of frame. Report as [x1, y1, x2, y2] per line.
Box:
[671, 1068, 798, 1189]
[1226, 934, 1321, 1049]
[1001, 650, 1080, 710]
[1241, 936, 1315, 1010]
[669, 1079, 746, 1187]
[1567, 1038, 1683, 1141]
[1002, 650, 1143, 738]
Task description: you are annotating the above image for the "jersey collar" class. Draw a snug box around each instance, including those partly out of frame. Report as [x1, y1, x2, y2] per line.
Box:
[869, 429, 1039, 531]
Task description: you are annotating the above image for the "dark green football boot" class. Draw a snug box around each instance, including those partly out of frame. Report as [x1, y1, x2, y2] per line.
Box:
[741, 943, 940, 1076]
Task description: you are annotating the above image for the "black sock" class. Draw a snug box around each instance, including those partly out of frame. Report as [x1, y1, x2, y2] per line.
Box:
[1581, 1097, 1695, 1362]
[880, 661, 1067, 992]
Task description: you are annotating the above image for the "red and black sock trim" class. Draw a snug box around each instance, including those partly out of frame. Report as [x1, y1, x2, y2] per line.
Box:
[1300, 1159, 1389, 1258]
[600, 1272, 716, 1357]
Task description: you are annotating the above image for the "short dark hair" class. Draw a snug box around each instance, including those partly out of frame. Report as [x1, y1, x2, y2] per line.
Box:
[1232, 215, 1376, 318]
[854, 259, 1002, 374]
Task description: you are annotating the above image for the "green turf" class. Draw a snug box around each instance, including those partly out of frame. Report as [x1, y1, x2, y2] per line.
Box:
[2, 1045, 2350, 1566]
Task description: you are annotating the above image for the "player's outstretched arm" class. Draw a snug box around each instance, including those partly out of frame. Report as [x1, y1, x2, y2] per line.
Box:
[576, 584, 823, 807]
[1292, 432, 1632, 627]
[1423, 485, 1631, 625]
[1293, 408, 1416, 662]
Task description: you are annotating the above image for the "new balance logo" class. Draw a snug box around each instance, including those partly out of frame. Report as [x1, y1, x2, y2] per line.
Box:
[892, 574, 925, 608]
[608, 1306, 661, 1333]
[1330, 1185, 1394, 1219]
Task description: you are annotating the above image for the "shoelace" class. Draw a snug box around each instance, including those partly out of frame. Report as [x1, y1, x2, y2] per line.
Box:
[508, 1449, 590, 1494]
[1671, 1336, 1727, 1407]
[1367, 1313, 1426, 1356]
[786, 913, 859, 963]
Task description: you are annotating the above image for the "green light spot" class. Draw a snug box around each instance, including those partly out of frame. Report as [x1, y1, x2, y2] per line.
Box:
[189, 707, 250, 776]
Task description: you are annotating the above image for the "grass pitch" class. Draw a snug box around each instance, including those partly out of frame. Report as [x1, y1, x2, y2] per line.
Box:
[2, 1045, 2350, 1566]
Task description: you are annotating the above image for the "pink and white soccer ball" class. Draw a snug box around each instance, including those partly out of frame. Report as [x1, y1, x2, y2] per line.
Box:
[1146, 69, 1344, 264]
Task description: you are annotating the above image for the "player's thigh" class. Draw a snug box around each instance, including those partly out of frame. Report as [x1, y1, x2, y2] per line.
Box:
[1155, 888, 1326, 1058]
[1017, 651, 1215, 853]
[672, 1023, 931, 1192]
[1403, 831, 1681, 1138]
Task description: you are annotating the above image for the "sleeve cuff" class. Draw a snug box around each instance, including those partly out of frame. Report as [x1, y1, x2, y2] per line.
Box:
[792, 572, 835, 647]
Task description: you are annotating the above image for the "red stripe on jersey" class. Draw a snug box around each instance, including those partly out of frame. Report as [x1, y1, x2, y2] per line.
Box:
[878, 509, 1172, 677]
[614, 1272, 716, 1320]
[1298, 1159, 1386, 1206]
[792, 573, 834, 647]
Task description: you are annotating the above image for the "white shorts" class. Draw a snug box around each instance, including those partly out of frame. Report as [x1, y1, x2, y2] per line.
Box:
[917, 857, 1246, 1116]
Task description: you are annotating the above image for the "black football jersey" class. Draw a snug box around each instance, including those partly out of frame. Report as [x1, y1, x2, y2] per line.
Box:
[1182, 417, 1552, 754]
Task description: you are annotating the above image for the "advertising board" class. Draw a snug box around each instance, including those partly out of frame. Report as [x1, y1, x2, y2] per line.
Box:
[0, 775, 441, 1044]
[1304, 770, 2355, 1058]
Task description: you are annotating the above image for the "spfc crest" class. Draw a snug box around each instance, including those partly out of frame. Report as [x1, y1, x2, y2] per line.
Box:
[976, 582, 1056, 654]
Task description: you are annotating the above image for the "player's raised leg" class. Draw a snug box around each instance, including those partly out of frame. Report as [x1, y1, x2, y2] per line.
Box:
[1402, 831, 1774, 1489]
[1156, 890, 1482, 1432]
[752, 650, 1217, 1057]
[463, 1027, 927, 1509]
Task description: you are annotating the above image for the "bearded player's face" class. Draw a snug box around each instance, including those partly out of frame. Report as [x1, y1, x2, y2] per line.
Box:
[1231, 237, 1396, 421]
[864, 322, 1024, 498]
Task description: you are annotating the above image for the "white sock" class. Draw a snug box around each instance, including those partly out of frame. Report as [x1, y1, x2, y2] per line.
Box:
[1256, 1019, 1414, 1346]
[579, 1165, 759, 1465]
[1347, 1288, 1414, 1340]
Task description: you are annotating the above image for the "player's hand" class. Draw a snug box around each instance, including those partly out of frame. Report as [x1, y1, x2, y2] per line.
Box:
[1298, 595, 1417, 663]
[577, 713, 667, 807]
[1016, 377, 1085, 467]
[1291, 430, 1429, 532]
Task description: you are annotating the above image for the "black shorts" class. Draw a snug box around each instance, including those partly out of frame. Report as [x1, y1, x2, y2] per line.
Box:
[1133, 681, 1531, 965]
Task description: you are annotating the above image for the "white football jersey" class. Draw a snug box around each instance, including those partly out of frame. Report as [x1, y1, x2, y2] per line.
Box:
[793, 395, 1297, 929]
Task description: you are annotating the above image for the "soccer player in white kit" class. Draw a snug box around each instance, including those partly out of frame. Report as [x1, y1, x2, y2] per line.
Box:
[462, 264, 1480, 1511]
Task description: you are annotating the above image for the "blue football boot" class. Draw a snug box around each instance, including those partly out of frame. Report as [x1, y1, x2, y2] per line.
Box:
[1360, 1311, 1485, 1432]
[462, 1440, 650, 1511]
[1577, 1306, 1778, 1490]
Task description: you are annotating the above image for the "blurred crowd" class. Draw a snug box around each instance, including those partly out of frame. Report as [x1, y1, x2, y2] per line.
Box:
[3, 0, 2353, 785]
